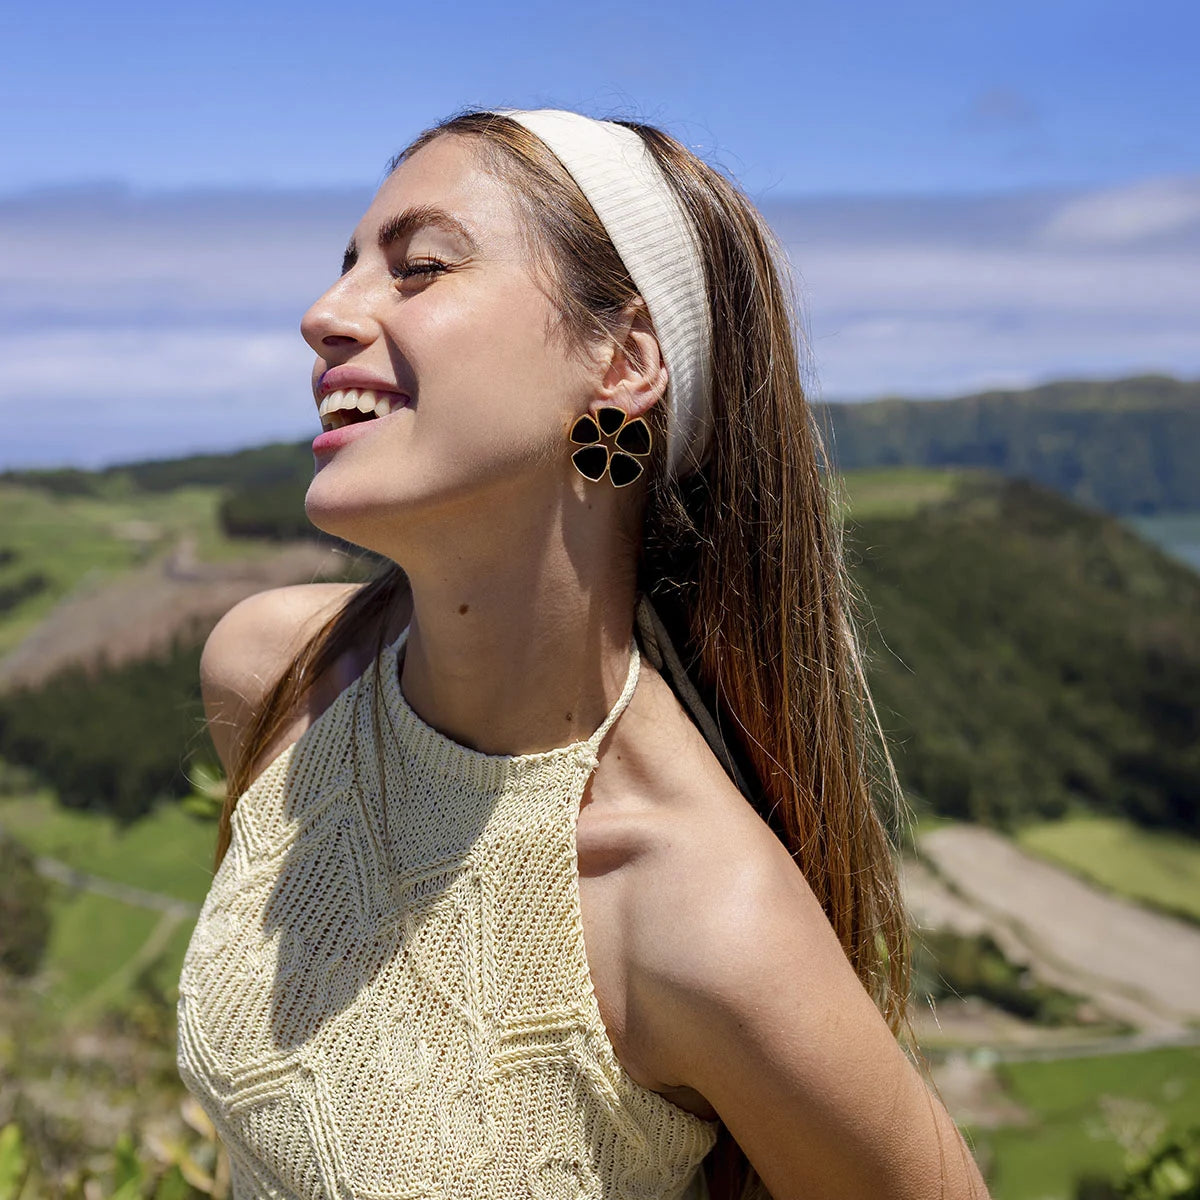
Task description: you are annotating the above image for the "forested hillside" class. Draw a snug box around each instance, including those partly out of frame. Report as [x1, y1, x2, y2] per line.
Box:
[845, 470, 1200, 833]
[818, 374, 1200, 515]
[0, 460, 1195, 841]
[2, 429, 1198, 1200]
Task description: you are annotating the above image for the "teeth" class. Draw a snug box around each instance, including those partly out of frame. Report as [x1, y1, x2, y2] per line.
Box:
[318, 387, 409, 430]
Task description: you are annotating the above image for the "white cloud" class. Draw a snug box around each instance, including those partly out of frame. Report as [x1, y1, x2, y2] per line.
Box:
[1037, 177, 1200, 246]
[0, 329, 319, 468]
[2, 177, 1198, 467]
[1, 329, 305, 396]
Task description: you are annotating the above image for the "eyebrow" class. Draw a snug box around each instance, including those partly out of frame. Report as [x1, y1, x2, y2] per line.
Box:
[341, 204, 479, 273]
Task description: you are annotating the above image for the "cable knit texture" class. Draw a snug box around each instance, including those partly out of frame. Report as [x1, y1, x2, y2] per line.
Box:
[176, 627, 719, 1199]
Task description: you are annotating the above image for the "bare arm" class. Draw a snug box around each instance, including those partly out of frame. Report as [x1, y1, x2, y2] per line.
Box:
[628, 833, 992, 1200]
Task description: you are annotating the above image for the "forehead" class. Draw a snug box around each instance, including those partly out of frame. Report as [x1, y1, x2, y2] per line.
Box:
[356, 134, 524, 253]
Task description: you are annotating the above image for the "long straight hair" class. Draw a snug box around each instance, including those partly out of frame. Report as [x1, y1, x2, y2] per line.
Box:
[214, 109, 949, 1199]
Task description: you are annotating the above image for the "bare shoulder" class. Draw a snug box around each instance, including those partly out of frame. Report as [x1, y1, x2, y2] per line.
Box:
[601, 668, 990, 1197]
[199, 582, 367, 779]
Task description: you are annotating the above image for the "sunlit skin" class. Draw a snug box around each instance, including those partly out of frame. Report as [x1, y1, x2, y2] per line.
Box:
[300, 133, 668, 758]
[292, 133, 992, 1198]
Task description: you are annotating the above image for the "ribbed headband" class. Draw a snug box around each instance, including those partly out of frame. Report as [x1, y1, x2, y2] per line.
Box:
[487, 108, 715, 478]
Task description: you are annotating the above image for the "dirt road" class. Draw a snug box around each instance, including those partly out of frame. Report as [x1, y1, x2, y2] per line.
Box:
[0, 535, 353, 692]
[903, 824, 1200, 1036]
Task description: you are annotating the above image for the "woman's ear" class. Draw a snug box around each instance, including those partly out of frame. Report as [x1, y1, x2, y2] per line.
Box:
[593, 298, 668, 419]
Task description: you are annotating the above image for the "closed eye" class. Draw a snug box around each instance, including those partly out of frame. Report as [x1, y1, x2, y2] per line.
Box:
[391, 257, 451, 282]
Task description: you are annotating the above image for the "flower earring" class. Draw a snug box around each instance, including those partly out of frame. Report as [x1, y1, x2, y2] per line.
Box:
[569, 405, 653, 487]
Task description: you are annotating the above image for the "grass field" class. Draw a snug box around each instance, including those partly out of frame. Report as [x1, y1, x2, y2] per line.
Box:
[0, 481, 269, 657]
[1015, 814, 1200, 926]
[0, 789, 214, 1022]
[0, 789, 217, 905]
[972, 1045, 1200, 1200]
[37, 886, 166, 1013]
[835, 465, 978, 520]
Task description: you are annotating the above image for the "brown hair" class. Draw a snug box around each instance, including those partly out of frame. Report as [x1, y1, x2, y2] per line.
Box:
[214, 108, 953, 1199]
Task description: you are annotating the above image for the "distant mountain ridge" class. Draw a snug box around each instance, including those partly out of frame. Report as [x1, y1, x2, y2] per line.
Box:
[4, 373, 1197, 518]
[817, 374, 1200, 515]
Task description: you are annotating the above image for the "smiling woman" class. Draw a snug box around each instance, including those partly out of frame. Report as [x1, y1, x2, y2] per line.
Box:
[175, 107, 991, 1200]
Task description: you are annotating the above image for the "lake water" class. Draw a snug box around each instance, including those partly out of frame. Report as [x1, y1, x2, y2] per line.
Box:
[1125, 512, 1200, 574]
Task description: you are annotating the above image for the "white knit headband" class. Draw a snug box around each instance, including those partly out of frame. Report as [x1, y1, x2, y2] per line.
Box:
[487, 107, 715, 478]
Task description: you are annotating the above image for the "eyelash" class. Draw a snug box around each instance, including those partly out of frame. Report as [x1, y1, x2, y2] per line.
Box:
[391, 256, 451, 281]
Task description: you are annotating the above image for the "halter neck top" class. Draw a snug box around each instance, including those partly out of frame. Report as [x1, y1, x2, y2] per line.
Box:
[176, 627, 719, 1199]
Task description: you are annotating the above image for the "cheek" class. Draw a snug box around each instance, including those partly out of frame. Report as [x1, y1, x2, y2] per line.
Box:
[405, 291, 581, 456]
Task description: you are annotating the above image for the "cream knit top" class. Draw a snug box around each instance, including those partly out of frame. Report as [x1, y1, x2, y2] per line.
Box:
[176, 627, 720, 1199]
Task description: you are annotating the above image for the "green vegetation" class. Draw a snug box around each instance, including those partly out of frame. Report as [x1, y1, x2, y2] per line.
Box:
[1090, 1124, 1200, 1198]
[1016, 815, 1200, 926]
[39, 887, 165, 1013]
[0, 481, 285, 658]
[0, 627, 213, 822]
[0, 788, 216, 906]
[0, 571, 49, 617]
[827, 465, 972, 520]
[0, 441, 356, 550]
[0, 793, 212, 1022]
[974, 1046, 1200, 1200]
[0, 438, 316, 498]
[0, 979, 225, 1199]
[820, 374, 1200, 515]
[0, 1114, 216, 1200]
[219, 476, 323, 540]
[845, 470, 1200, 833]
[911, 927, 1086, 1025]
[0, 1123, 33, 1200]
[0, 833, 51, 977]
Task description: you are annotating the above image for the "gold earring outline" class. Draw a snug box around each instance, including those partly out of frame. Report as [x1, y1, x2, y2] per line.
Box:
[569, 407, 653, 487]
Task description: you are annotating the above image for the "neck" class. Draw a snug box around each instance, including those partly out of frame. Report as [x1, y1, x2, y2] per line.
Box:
[390, 496, 639, 757]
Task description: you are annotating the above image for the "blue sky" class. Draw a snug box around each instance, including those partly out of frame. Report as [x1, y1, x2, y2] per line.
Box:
[5, 0, 1196, 195]
[3, 0, 1198, 467]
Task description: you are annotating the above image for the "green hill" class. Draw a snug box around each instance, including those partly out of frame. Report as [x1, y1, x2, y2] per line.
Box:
[844, 468, 1200, 833]
[0, 439, 313, 498]
[820, 374, 1200, 515]
[1, 438, 1196, 840]
[8, 373, 1194, 529]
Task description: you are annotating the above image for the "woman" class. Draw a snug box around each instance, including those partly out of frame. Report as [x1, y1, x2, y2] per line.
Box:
[177, 108, 991, 1199]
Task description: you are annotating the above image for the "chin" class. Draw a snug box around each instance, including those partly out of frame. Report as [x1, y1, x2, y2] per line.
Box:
[304, 473, 399, 550]
[303, 467, 460, 564]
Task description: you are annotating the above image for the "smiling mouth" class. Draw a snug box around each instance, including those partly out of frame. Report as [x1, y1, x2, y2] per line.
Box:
[318, 388, 411, 432]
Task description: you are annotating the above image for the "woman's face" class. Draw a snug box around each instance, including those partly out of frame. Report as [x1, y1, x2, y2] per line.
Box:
[300, 133, 596, 554]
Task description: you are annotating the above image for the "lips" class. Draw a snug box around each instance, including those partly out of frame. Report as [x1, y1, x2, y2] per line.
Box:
[312, 395, 410, 456]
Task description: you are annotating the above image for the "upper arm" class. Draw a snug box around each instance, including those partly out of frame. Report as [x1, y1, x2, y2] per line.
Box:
[628, 833, 991, 1200]
[199, 582, 363, 779]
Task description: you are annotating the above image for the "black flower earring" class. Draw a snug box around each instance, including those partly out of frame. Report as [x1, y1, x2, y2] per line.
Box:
[569, 405, 653, 488]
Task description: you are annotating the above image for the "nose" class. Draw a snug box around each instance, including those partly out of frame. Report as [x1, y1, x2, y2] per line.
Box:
[300, 272, 377, 356]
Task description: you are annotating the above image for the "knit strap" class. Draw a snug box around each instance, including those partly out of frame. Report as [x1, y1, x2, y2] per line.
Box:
[583, 637, 641, 754]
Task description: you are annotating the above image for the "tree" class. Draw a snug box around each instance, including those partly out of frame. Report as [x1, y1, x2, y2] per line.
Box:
[0, 833, 52, 978]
